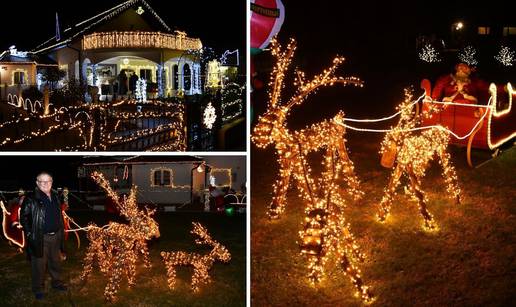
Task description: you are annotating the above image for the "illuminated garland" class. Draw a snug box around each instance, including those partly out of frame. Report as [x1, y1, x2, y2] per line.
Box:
[80, 172, 160, 302]
[135, 78, 147, 103]
[221, 83, 244, 122]
[161, 222, 231, 292]
[82, 31, 202, 51]
[378, 89, 462, 231]
[210, 168, 232, 188]
[252, 38, 372, 303]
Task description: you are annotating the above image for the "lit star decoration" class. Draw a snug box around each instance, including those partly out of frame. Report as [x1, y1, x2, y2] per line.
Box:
[494, 46, 515, 66]
[419, 44, 441, 63]
[252, 38, 373, 303]
[458, 45, 478, 66]
[378, 89, 462, 231]
[161, 222, 231, 292]
[203, 102, 217, 129]
[80, 172, 160, 302]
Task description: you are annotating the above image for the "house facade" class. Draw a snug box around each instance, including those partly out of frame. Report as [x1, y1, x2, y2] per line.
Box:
[1, 0, 204, 101]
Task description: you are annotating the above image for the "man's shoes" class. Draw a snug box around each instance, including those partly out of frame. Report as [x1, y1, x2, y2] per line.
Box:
[34, 292, 44, 300]
[52, 284, 68, 292]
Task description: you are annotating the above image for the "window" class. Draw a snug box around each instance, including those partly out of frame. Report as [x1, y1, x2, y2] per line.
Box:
[172, 64, 179, 89]
[478, 27, 490, 35]
[183, 64, 191, 91]
[13, 71, 25, 85]
[140, 69, 152, 81]
[151, 168, 172, 186]
[502, 27, 516, 36]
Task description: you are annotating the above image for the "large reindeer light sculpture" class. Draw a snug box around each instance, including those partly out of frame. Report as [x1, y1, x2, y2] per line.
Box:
[252, 38, 373, 303]
[378, 90, 462, 231]
[80, 172, 160, 302]
[161, 222, 231, 292]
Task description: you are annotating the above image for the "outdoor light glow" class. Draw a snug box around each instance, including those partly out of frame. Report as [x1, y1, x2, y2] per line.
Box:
[82, 31, 202, 51]
[203, 102, 217, 129]
[80, 172, 160, 302]
[458, 45, 478, 66]
[494, 46, 515, 66]
[252, 38, 373, 303]
[419, 44, 441, 63]
[377, 89, 462, 231]
[210, 168, 232, 188]
[487, 83, 516, 149]
[161, 222, 231, 292]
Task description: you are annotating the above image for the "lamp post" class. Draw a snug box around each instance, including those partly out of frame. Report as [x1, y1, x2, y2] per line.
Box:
[451, 21, 465, 49]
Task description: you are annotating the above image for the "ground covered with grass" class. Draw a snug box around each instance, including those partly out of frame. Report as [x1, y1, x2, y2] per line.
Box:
[251, 133, 515, 306]
[0, 212, 246, 306]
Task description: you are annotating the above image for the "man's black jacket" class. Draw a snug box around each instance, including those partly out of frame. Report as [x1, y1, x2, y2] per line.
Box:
[20, 188, 64, 258]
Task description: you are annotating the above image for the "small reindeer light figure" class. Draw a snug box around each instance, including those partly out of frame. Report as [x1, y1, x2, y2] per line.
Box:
[378, 90, 462, 231]
[252, 38, 373, 303]
[161, 222, 231, 292]
[80, 172, 160, 302]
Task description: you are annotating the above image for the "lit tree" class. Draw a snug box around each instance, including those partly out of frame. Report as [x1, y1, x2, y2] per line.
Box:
[494, 46, 515, 66]
[458, 45, 478, 66]
[419, 44, 441, 63]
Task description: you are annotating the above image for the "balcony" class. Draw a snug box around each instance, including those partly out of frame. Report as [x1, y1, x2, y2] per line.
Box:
[82, 31, 202, 51]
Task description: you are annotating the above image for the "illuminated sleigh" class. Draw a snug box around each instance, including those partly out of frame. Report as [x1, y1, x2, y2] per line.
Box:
[420, 80, 516, 167]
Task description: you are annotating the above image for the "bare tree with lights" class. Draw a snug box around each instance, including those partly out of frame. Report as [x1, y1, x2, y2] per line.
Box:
[161, 222, 231, 292]
[252, 38, 373, 303]
[378, 90, 462, 231]
[80, 172, 160, 302]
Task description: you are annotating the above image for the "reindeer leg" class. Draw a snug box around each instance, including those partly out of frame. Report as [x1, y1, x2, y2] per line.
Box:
[340, 252, 374, 303]
[269, 158, 293, 219]
[137, 239, 152, 268]
[125, 250, 137, 289]
[438, 148, 462, 204]
[377, 165, 403, 222]
[336, 137, 363, 201]
[104, 250, 124, 302]
[161, 252, 178, 290]
[192, 262, 211, 292]
[407, 170, 437, 231]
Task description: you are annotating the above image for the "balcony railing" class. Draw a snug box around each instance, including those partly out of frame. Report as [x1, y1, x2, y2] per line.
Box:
[82, 31, 202, 51]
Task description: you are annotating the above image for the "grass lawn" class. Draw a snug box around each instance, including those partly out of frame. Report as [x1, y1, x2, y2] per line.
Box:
[251, 133, 515, 306]
[0, 212, 246, 306]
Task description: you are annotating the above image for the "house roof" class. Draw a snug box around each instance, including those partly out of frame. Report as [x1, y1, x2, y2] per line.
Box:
[81, 155, 205, 166]
[0, 51, 57, 65]
[32, 0, 172, 54]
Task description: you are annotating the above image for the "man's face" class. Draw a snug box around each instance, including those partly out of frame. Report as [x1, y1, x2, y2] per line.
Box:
[456, 64, 471, 78]
[36, 174, 53, 195]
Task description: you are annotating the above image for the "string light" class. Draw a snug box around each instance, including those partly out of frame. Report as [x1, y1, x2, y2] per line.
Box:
[458, 45, 478, 66]
[252, 37, 373, 303]
[80, 171, 160, 302]
[82, 31, 202, 51]
[203, 102, 216, 129]
[161, 222, 231, 292]
[377, 89, 462, 231]
[487, 83, 516, 149]
[494, 46, 515, 66]
[419, 44, 441, 63]
[135, 78, 147, 103]
[210, 168, 232, 188]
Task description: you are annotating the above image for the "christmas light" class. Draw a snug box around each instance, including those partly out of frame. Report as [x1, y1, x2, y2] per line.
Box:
[82, 31, 202, 51]
[458, 45, 478, 66]
[252, 38, 372, 303]
[494, 46, 515, 66]
[80, 171, 160, 302]
[210, 168, 232, 188]
[221, 83, 244, 122]
[161, 222, 231, 292]
[135, 78, 147, 103]
[418, 44, 441, 63]
[203, 102, 216, 129]
[487, 83, 516, 149]
[377, 89, 462, 231]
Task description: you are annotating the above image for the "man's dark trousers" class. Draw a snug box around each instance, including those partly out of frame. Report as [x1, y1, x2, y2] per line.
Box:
[31, 233, 63, 293]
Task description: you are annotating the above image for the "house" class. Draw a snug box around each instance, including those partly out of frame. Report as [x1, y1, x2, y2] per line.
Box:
[78, 155, 246, 210]
[1, 0, 204, 101]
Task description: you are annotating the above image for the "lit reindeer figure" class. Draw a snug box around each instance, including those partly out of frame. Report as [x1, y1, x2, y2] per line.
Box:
[252, 38, 373, 303]
[161, 222, 231, 292]
[80, 172, 160, 302]
[378, 90, 462, 231]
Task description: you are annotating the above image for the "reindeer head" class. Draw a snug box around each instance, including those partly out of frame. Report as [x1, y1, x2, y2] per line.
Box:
[91, 172, 160, 240]
[252, 37, 363, 149]
[191, 222, 231, 263]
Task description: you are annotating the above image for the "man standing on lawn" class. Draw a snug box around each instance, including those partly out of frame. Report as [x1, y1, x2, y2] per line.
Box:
[21, 171, 67, 300]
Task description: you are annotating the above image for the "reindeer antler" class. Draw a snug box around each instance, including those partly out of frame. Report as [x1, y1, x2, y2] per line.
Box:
[191, 222, 217, 246]
[91, 171, 139, 219]
[269, 37, 297, 108]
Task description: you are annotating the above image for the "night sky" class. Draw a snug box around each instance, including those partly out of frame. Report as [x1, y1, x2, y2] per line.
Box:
[0, 0, 245, 55]
[253, 0, 515, 125]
